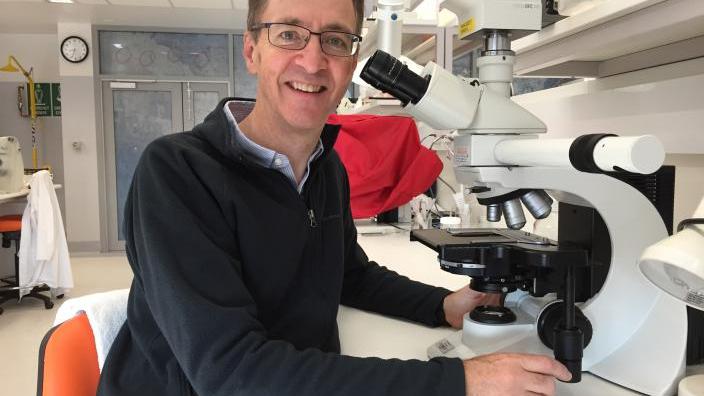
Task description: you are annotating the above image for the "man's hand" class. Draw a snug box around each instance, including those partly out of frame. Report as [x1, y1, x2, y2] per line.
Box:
[463, 353, 572, 396]
[443, 285, 502, 329]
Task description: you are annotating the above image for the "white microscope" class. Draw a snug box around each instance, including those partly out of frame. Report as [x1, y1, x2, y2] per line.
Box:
[359, 0, 688, 394]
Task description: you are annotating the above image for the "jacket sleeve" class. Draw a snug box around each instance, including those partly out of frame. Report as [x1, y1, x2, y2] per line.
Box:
[338, 161, 454, 327]
[125, 141, 465, 396]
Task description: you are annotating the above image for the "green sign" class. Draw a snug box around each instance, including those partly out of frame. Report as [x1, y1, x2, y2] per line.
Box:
[27, 82, 61, 117]
[50, 83, 61, 117]
[33, 83, 51, 116]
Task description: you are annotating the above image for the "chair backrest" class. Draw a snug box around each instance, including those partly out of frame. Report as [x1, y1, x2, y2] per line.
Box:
[37, 312, 100, 396]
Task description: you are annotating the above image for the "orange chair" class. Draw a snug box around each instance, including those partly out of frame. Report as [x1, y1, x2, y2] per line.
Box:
[37, 312, 100, 396]
[0, 214, 54, 314]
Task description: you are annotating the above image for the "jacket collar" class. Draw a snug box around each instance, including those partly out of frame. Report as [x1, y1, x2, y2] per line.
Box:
[193, 97, 341, 166]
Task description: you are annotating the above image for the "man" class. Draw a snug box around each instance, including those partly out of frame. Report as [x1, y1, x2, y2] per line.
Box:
[98, 0, 571, 395]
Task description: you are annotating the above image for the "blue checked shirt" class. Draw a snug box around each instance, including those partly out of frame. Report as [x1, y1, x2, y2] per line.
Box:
[223, 100, 324, 194]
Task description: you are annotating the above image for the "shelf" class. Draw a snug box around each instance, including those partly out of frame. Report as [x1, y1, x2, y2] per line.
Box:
[510, 0, 704, 77]
[359, 21, 446, 67]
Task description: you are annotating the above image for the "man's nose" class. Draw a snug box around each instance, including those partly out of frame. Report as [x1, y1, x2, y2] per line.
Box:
[295, 35, 328, 74]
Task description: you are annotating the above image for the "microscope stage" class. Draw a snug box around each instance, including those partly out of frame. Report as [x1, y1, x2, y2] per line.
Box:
[410, 228, 591, 274]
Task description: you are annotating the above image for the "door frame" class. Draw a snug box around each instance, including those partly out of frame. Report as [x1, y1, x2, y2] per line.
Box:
[102, 81, 184, 251]
[182, 82, 230, 130]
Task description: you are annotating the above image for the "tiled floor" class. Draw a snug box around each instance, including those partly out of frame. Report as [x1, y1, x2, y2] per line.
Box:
[0, 254, 133, 395]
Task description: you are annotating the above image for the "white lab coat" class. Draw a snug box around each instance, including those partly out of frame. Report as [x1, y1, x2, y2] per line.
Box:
[18, 170, 73, 299]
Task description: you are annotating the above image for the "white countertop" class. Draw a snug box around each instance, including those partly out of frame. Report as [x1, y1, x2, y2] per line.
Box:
[339, 228, 463, 360]
[338, 227, 657, 395]
[0, 184, 62, 205]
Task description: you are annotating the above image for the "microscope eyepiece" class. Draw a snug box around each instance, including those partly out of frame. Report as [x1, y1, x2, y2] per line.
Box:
[360, 50, 429, 106]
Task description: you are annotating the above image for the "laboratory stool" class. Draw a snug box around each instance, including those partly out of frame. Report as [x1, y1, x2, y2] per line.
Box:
[0, 214, 55, 315]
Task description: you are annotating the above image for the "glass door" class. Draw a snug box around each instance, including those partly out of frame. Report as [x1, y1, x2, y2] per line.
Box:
[103, 81, 183, 251]
[182, 82, 229, 130]
[103, 81, 228, 250]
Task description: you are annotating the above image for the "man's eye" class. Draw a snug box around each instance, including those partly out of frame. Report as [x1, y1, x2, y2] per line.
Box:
[325, 36, 349, 50]
[279, 31, 302, 42]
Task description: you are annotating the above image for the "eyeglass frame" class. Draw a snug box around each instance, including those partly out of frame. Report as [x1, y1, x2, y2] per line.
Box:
[249, 22, 363, 57]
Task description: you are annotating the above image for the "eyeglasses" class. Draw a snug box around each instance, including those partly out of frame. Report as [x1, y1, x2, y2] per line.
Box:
[250, 22, 362, 57]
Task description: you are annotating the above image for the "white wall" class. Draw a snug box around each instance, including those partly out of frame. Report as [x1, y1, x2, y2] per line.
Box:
[513, 57, 704, 227]
[0, 33, 60, 82]
[57, 23, 102, 252]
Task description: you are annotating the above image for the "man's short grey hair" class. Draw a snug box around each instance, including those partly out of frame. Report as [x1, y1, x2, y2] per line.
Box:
[247, 0, 365, 40]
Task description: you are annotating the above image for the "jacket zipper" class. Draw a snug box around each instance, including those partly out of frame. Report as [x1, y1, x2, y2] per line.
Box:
[238, 153, 322, 229]
[267, 167, 319, 229]
[308, 209, 318, 228]
[303, 165, 320, 229]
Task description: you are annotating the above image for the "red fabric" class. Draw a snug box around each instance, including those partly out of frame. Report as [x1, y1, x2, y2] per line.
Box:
[329, 114, 443, 219]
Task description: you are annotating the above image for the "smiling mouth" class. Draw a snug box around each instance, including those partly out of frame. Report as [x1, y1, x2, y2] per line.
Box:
[288, 81, 327, 93]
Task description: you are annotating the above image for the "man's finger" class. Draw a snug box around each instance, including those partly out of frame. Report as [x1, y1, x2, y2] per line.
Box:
[524, 372, 556, 396]
[519, 355, 573, 382]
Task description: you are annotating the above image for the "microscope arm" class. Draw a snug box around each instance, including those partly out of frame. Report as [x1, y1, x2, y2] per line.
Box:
[493, 134, 665, 174]
[452, 133, 664, 175]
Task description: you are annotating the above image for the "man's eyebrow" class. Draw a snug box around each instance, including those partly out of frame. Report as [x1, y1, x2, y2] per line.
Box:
[276, 17, 355, 33]
[322, 22, 355, 33]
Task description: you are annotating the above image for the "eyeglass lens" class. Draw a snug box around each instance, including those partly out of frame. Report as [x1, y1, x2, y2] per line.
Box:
[267, 23, 358, 57]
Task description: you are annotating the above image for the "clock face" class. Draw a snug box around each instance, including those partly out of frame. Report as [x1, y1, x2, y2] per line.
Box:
[61, 36, 89, 63]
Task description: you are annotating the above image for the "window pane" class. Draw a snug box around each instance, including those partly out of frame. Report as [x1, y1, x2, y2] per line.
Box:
[193, 91, 220, 125]
[233, 35, 257, 98]
[113, 90, 174, 240]
[512, 78, 578, 95]
[453, 49, 480, 78]
[452, 49, 578, 95]
[100, 31, 230, 78]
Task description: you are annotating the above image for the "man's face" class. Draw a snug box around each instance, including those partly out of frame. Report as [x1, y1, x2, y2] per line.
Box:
[243, 0, 357, 133]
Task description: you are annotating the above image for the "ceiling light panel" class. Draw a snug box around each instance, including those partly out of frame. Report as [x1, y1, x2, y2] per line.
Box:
[74, 0, 110, 4]
[171, 0, 233, 8]
[107, 0, 171, 6]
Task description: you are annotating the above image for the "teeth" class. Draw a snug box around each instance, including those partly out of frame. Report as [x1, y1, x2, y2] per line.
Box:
[291, 81, 323, 93]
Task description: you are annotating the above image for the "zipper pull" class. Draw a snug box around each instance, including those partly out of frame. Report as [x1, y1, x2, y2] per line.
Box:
[308, 209, 318, 228]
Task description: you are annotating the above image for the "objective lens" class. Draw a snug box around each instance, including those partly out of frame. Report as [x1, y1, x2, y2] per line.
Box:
[487, 204, 502, 222]
[502, 198, 526, 229]
[360, 50, 429, 106]
[521, 190, 553, 220]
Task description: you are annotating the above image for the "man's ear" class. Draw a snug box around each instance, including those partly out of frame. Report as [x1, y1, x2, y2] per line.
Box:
[242, 32, 259, 75]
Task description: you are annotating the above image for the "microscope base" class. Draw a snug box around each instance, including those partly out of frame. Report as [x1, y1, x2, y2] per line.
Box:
[428, 330, 641, 396]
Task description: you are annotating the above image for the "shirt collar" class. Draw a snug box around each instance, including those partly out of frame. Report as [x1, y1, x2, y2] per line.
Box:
[223, 100, 325, 192]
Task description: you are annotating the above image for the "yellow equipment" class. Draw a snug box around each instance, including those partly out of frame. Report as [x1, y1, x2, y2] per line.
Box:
[1, 55, 40, 169]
